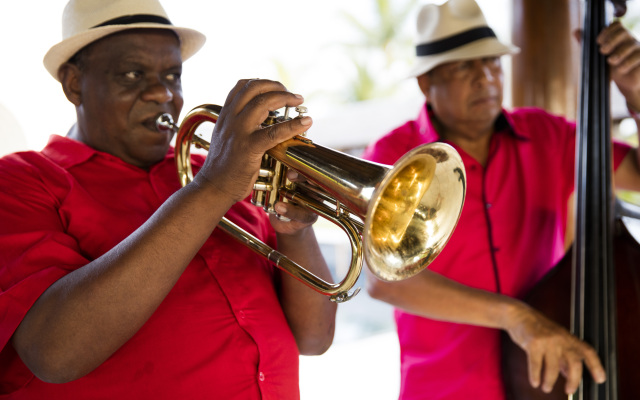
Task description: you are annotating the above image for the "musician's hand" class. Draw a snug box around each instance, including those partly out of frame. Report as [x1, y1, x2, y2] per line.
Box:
[505, 304, 606, 395]
[195, 79, 312, 204]
[597, 21, 640, 109]
[269, 170, 319, 235]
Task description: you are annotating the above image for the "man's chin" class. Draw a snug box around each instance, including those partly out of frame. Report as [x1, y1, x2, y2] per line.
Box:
[123, 142, 172, 169]
[469, 104, 501, 120]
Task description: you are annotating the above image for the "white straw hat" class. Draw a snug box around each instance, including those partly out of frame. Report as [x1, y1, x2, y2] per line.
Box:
[43, 0, 206, 81]
[407, 0, 519, 77]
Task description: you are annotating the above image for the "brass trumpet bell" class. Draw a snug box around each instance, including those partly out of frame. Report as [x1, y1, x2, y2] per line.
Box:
[363, 144, 466, 282]
[160, 104, 466, 302]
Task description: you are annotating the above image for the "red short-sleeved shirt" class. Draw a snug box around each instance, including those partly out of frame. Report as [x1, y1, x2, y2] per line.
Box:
[362, 105, 631, 400]
[0, 135, 300, 399]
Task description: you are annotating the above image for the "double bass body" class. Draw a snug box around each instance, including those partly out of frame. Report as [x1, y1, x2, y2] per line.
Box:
[502, 217, 640, 399]
[502, 0, 640, 398]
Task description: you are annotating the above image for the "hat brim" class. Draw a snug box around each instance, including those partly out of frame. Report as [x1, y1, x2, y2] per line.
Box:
[43, 23, 206, 81]
[407, 38, 520, 78]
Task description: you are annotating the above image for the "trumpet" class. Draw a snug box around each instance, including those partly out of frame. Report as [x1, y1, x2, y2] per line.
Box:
[157, 104, 466, 302]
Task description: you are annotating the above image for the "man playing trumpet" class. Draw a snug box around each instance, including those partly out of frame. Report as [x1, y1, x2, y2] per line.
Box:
[0, 0, 336, 398]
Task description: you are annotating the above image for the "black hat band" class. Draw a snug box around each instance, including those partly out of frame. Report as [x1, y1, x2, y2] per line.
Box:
[416, 26, 496, 56]
[93, 14, 172, 28]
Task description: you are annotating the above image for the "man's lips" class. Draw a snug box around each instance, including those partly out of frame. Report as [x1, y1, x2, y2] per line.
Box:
[470, 95, 499, 106]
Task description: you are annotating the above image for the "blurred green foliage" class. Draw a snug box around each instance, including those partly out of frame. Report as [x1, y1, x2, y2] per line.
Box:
[338, 0, 418, 101]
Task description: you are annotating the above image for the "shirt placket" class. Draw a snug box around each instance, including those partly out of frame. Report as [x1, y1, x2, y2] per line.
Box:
[483, 135, 502, 293]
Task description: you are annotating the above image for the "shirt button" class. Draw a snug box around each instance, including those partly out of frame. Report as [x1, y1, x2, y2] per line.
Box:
[485, 203, 492, 209]
[239, 310, 245, 319]
[258, 371, 265, 382]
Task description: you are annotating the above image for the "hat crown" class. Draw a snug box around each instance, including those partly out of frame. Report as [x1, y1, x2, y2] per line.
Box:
[62, 0, 169, 40]
[44, 0, 206, 81]
[405, 0, 518, 77]
[415, 0, 488, 45]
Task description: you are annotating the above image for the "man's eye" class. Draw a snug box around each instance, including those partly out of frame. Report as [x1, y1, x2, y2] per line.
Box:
[166, 73, 181, 82]
[124, 71, 141, 80]
[486, 57, 501, 68]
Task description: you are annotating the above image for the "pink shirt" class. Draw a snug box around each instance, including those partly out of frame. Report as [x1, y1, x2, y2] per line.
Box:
[0, 135, 300, 399]
[362, 105, 630, 400]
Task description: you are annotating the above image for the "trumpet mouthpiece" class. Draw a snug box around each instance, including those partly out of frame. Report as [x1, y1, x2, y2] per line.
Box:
[156, 113, 177, 132]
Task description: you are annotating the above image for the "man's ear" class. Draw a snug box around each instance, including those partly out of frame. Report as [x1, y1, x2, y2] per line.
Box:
[58, 63, 83, 106]
[417, 73, 431, 100]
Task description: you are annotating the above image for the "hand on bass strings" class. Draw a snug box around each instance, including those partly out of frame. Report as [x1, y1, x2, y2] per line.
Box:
[504, 303, 606, 395]
[598, 21, 640, 108]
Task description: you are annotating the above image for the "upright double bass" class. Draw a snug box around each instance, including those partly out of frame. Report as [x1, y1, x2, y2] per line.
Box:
[502, 0, 640, 398]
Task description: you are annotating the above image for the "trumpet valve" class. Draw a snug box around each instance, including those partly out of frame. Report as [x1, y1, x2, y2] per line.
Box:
[252, 156, 276, 208]
[295, 106, 308, 137]
[295, 106, 307, 117]
[262, 111, 279, 126]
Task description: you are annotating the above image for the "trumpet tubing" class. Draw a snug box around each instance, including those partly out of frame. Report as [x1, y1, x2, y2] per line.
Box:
[161, 104, 466, 302]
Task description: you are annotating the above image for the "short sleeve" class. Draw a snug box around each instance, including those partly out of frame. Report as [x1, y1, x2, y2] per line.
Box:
[0, 153, 87, 357]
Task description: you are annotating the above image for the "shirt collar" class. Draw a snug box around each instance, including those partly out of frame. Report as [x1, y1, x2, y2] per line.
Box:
[417, 103, 528, 142]
[41, 134, 176, 170]
[41, 135, 99, 169]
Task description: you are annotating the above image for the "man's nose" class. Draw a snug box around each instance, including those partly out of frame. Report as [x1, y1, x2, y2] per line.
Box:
[473, 62, 497, 84]
[142, 80, 174, 103]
